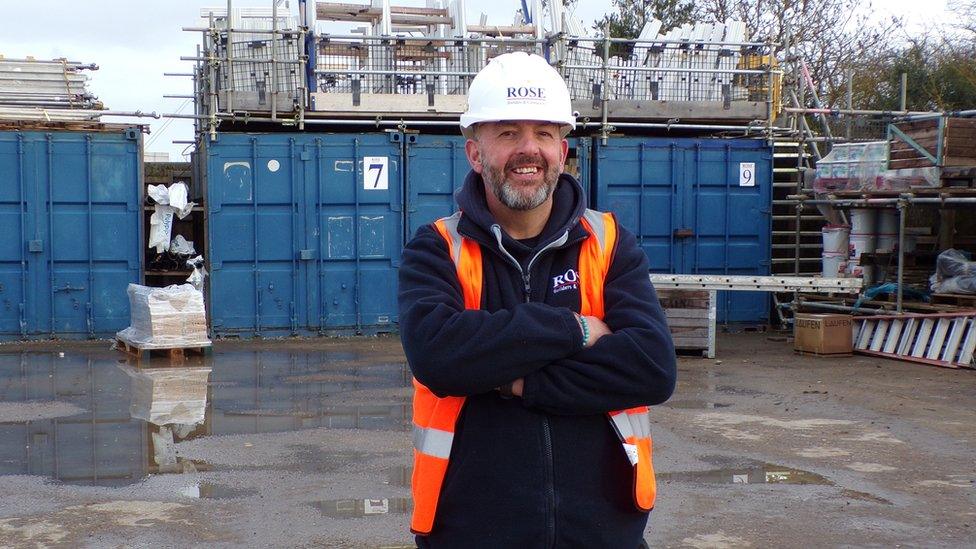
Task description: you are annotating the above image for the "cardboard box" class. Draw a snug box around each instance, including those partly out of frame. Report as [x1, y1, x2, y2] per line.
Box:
[794, 313, 853, 355]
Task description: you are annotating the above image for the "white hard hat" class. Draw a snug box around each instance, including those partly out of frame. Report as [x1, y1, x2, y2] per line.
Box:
[460, 52, 575, 138]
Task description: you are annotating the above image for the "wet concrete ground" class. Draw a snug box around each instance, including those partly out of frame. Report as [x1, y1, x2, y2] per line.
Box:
[0, 333, 972, 548]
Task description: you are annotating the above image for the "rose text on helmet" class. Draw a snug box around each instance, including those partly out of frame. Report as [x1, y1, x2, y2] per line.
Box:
[506, 87, 546, 99]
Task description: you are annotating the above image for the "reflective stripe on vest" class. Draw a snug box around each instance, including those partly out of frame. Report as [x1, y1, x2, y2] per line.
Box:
[410, 210, 656, 535]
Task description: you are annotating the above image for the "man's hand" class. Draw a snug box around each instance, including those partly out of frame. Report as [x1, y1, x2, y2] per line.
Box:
[579, 315, 612, 348]
[511, 378, 524, 397]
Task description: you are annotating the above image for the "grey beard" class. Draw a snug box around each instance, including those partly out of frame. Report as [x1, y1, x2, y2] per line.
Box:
[497, 178, 554, 210]
[483, 163, 559, 211]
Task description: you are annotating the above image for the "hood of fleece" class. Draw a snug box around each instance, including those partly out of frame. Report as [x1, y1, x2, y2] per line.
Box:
[454, 170, 588, 249]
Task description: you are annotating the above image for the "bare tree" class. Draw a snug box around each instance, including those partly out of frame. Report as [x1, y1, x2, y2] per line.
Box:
[593, 0, 695, 38]
[694, 0, 899, 108]
[948, 0, 976, 37]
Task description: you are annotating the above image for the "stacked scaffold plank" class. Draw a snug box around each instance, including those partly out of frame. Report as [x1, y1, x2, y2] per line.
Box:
[0, 57, 103, 122]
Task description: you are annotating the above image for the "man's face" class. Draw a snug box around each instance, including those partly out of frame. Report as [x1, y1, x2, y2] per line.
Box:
[465, 121, 569, 211]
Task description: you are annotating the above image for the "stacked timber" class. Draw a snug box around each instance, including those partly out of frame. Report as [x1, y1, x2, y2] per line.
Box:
[0, 57, 103, 123]
[889, 117, 976, 170]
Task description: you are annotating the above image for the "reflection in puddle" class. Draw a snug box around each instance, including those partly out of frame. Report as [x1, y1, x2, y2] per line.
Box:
[312, 497, 411, 518]
[0, 345, 411, 487]
[180, 482, 257, 499]
[659, 463, 831, 486]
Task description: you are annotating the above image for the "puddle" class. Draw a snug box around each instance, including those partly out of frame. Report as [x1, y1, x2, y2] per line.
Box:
[658, 462, 832, 486]
[663, 400, 732, 410]
[841, 489, 893, 505]
[0, 346, 412, 487]
[312, 497, 411, 518]
[715, 385, 767, 397]
[180, 482, 257, 499]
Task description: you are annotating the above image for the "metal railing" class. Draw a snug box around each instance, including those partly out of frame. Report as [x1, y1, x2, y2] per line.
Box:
[557, 37, 775, 105]
[314, 34, 545, 96]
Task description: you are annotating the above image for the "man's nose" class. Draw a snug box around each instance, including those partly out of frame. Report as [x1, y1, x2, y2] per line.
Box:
[512, 132, 543, 156]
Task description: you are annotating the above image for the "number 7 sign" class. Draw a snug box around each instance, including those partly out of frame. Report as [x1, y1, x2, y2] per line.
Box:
[363, 156, 389, 190]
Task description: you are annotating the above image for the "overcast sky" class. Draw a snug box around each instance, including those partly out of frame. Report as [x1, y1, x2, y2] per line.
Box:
[0, 0, 952, 160]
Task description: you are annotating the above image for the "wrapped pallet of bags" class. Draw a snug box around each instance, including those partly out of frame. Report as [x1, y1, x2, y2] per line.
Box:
[116, 284, 211, 349]
[929, 249, 976, 294]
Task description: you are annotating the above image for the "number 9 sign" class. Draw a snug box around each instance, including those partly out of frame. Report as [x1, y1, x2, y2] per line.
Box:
[739, 162, 755, 187]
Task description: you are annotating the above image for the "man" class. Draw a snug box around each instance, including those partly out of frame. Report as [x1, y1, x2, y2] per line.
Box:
[398, 52, 676, 548]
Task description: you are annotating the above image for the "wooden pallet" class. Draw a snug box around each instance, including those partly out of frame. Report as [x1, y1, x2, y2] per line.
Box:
[930, 293, 976, 308]
[115, 335, 211, 362]
[659, 289, 716, 358]
[794, 349, 853, 358]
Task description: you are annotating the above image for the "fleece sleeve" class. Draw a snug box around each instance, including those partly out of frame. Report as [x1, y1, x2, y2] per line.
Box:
[398, 225, 584, 397]
[520, 226, 677, 415]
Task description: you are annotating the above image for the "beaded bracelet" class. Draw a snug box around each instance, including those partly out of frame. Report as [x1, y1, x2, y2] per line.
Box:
[579, 315, 590, 348]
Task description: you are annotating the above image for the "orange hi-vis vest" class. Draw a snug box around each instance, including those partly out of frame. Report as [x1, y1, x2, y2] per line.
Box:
[410, 209, 656, 535]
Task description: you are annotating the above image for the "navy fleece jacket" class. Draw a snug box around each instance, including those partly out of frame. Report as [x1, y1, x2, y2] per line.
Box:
[399, 171, 676, 547]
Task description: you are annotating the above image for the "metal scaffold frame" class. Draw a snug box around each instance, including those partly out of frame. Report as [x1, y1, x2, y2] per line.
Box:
[167, 0, 784, 145]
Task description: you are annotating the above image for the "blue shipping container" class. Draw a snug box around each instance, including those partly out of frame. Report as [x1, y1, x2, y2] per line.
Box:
[207, 131, 590, 336]
[206, 132, 403, 336]
[593, 137, 773, 323]
[0, 130, 142, 340]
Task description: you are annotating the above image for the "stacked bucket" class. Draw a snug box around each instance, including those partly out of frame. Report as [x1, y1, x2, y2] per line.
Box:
[821, 209, 901, 283]
[821, 225, 850, 278]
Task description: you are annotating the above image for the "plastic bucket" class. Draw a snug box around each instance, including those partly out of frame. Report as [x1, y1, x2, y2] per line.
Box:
[849, 233, 877, 261]
[822, 253, 849, 278]
[876, 234, 898, 254]
[875, 209, 898, 253]
[849, 208, 876, 235]
[821, 225, 851, 255]
[877, 209, 898, 234]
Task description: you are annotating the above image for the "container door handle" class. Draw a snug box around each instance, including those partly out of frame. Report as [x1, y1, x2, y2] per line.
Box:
[673, 228, 694, 238]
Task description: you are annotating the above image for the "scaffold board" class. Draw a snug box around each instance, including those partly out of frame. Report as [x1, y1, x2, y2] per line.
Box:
[649, 274, 863, 293]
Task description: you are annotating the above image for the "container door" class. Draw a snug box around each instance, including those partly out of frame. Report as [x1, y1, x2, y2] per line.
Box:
[0, 134, 28, 338]
[207, 134, 305, 335]
[47, 134, 142, 336]
[313, 133, 402, 332]
[593, 139, 681, 273]
[685, 141, 772, 323]
[594, 137, 772, 324]
[404, 134, 469, 237]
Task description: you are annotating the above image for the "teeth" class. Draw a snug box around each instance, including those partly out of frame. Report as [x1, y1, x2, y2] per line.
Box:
[513, 167, 537, 174]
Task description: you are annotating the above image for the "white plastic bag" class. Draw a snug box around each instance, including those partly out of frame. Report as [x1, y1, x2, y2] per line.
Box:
[169, 235, 195, 255]
[148, 205, 175, 253]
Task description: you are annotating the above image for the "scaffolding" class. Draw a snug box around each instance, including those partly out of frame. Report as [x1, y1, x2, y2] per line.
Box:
[170, 1, 782, 143]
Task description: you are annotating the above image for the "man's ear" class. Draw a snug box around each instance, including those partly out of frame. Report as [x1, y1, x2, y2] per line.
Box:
[560, 138, 569, 165]
[465, 138, 483, 174]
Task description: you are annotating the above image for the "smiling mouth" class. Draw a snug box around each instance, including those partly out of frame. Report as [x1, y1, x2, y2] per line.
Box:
[511, 166, 539, 174]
